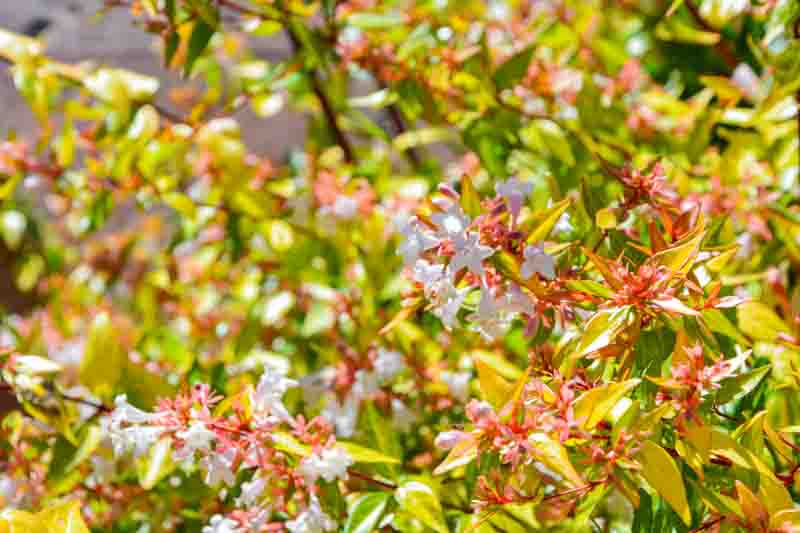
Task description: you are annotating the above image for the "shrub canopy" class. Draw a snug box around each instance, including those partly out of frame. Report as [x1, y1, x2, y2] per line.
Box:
[1, 0, 800, 532]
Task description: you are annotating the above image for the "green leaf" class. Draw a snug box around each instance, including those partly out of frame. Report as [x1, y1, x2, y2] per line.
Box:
[638, 441, 691, 525]
[573, 379, 640, 430]
[433, 434, 478, 475]
[493, 45, 534, 91]
[737, 301, 791, 342]
[395, 481, 448, 533]
[716, 365, 770, 404]
[701, 308, 750, 346]
[476, 358, 513, 409]
[528, 432, 583, 487]
[184, 18, 216, 77]
[346, 12, 406, 29]
[526, 198, 571, 244]
[647, 228, 704, 277]
[79, 313, 125, 397]
[37, 500, 90, 533]
[573, 307, 632, 359]
[460, 175, 482, 218]
[339, 442, 401, 464]
[344, 493, 391, 533]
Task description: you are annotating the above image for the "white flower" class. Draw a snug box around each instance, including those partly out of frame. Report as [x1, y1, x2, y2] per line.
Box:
[352, 369, 379, 399]
[502, 283, 536, 316]
[398, 218, 440, 267]
[412, 259, 446, 294]
[322, 394, 359, 438]
[411, 260, 469, 329]
[237, 476, 266, 507]
[554, 212, 573, 234]
[331, 195, 359, 219]
[374, 348, 405, 382]
[108, 425, 166, 459]
[495, 178, 532, 218]
[111, 394, 160, 425]
[450, 232, 494, 277]
[521, 244, 555, 280]
[175, 421, 216, 460]
[468, 286, 512, 341]
[286, 496, 336, 533]
[201, 448, 237, 487]
[202, 514, 241, 533]
[434, 430, 469, 450]
[297, 445, 353, 484]
[440, 370, 471, 402]
[252, 368, 298, 422]
[430, 202, 470, 240]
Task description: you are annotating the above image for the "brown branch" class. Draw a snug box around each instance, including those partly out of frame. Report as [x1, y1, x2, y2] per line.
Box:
[347, 468, 397, 490]
[683, 1, 738, 70]
[284, 26, 355, 164]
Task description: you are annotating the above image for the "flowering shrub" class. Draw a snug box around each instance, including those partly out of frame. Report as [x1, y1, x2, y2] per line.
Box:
[0, 0, 800, 531]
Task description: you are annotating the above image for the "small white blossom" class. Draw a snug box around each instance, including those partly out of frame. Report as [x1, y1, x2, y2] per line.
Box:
[108, 425, 166, 459]
[502, 283, 536, 316]
[374, 348, 406, 382]
[286, 496, 336, 533]
[297, 446, 353, 485]
[495, 177, 532, 218]
[331, 195, 359, 219]
[322, 394, 359, 438]
[103, 395, 166, 459]
[412, 259, 446, 294]
[435, 430, 469, 450]
[201, 448, 237, 487]
[252, 368, 298, 422]
[398, 218, 440, 267]
[440, 370, 471, 402]
[468, 286, 512, 341]
[430, 202, 470, 240]
[237, 476, 266, 507]
[175, 421, 216, 460]
[450, 232, 494, 277]
[521, 244, 556, 280]
[202, 514, 241, 533]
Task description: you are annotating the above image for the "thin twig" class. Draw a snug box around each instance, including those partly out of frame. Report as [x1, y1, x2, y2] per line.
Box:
[284, 25, 355, 163]
[683, 1, 738, 70]
[347, 469, 397, 490]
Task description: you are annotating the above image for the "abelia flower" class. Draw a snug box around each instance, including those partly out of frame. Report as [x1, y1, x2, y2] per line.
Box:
[251, 368, 298, 422]
[236, 476, 266, 508]
[435, 430, 470, 450]
[450, 231, 494, 278]
[175, 421, 216, 460]
[201, 447, 237, 487]
[495, 177, 533, 218]
[202, 514, 241, 533]
[297, 445, 353, 484]
[321, 394, 359, 437]
[521, 244, 555, 280]
[440, 370, 472, 402]
[468, 286, 512, 341]
[286, 496, 336, 533]
[398, 218, 439, 267]
[430, 202, 470, 240]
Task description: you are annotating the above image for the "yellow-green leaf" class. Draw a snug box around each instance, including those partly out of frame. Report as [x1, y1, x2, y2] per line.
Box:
[573, 379, 640, 430]
[737, 301, 791, 342]
[639, 441, 691, 525]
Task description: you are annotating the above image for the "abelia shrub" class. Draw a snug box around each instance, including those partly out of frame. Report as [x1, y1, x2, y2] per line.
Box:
[0, 0, 799, 532]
